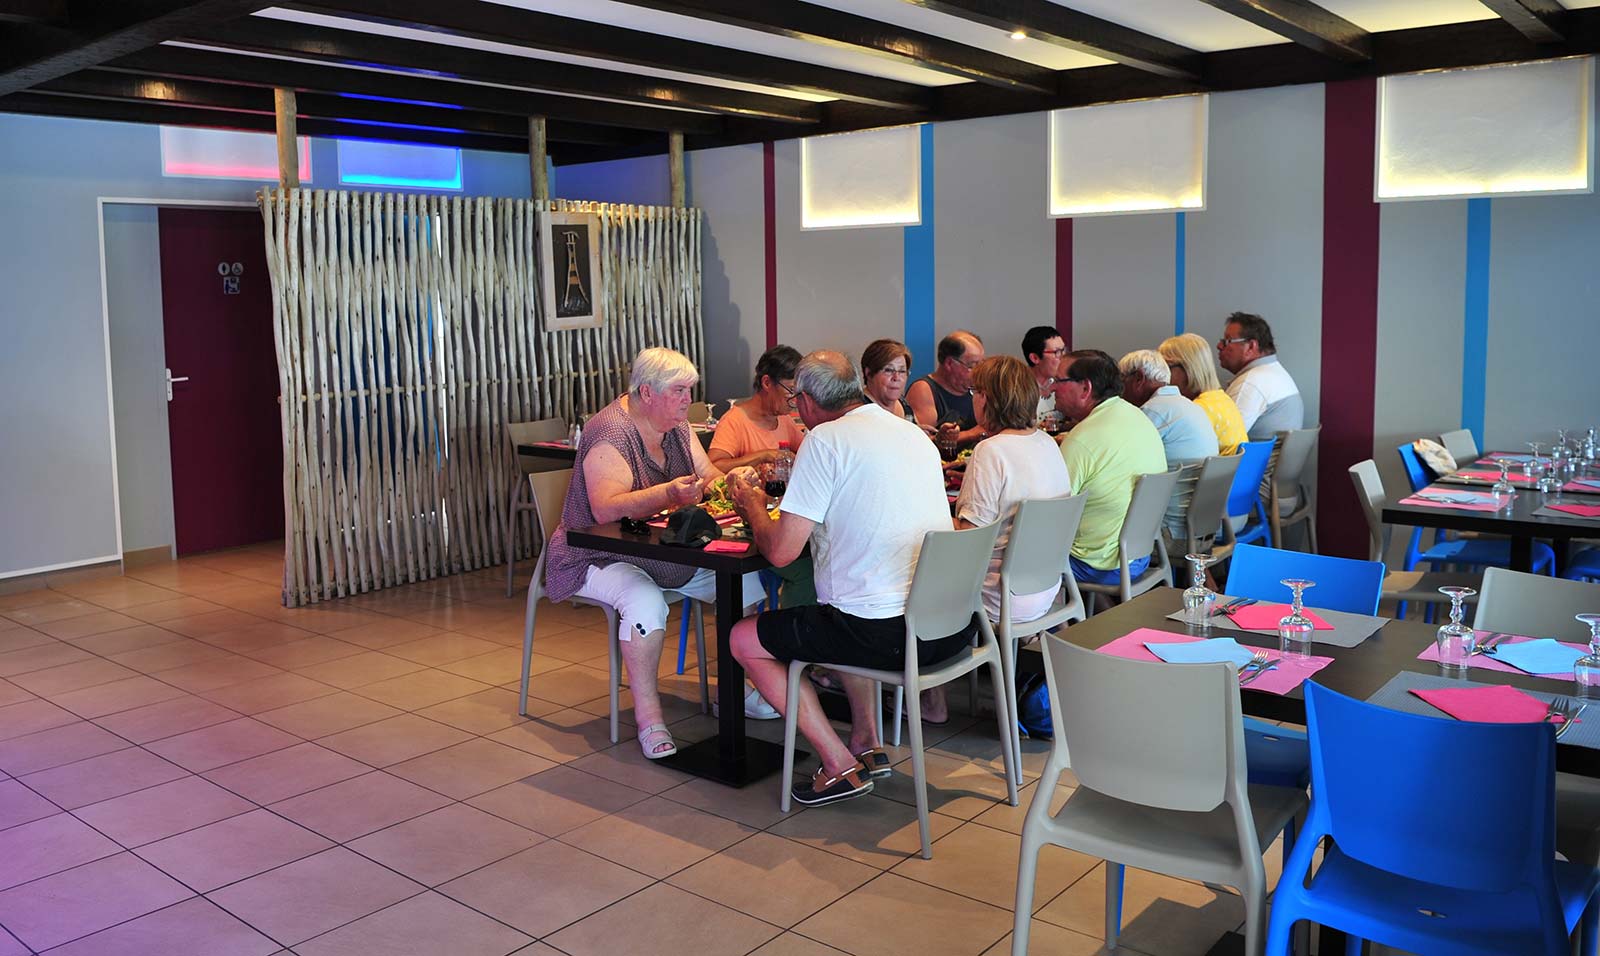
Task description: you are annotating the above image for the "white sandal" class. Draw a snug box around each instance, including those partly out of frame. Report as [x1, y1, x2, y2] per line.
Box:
[637, 723, 677, 760]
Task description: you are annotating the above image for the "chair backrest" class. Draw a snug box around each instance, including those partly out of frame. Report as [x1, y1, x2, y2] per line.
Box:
[1269, 426, 1320, 496]
[906, 523, 1002, 641]
[1347, 459, 1390, 562]
[507, 418, 568, 474]
[1439, 428, 1480, 464]
[1304, 682, 1556, 894]
[1185, 454, 1243, 547]
[1225, 440, 1275, 519]
[687, 401, 711, 424]
[1118, 469, 1182, 565]
[1224, 543, 1384, 615]
[528, 469, 573, 552]
[1478, 567, 1600, 641]
[1000, 493, 1087, 597]
[1396, 442, 1433, 493]
[1042, 636, 1241, 812]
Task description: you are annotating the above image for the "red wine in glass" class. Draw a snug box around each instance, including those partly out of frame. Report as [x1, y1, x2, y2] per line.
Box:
[764, 479, 787, 498]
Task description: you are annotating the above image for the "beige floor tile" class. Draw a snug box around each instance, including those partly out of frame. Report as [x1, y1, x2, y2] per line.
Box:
[199, 672, 339, 715]
[43, 896, 279, 956]
[208, 846, 424, 947]
[293, 891, 533, 956]
[388, 738, 555, 799]
[0, 721, 129, 775]
[20, 747, 188, 810]
[438, 647, 552, 685]
[748, 935, 853, 956]
[47, 674, 187, 719]
[203, 742, 371, 804]
[981, 918, 1112, 956]
[531, 634, 613, 667]
[318, 714, 473, 767]
[669, 831, 879, 927]
[348, 803, 542, 886]
[51, 578, 176, 610]
[0, 779, 58, 830]
[467, 764, 649, 837]
[768, 793, 963, 870]
[1034, 863, 1246, 956]
[891, 821, 1099, 912]
[293, 651, 427, 689]
[269, 771, 453, 841]
[75, 774, 254, 847]
[567, 740, 692, 794]
[200, 621, 319, 654]
[528, 665, 619, 711]
[109, 639, 233, 674]
[969, 779, 1076, 837]
[93, 695, 240, 744]
[137, 808, 333, 892]
[870, 749, 1019, 821]
[438, 841, 653, 938]
[0, 852, 193, 952]
[659, 775, 800, 830]
[324, 618, 446, 650]
[417, 687, 549, 734]
[547, 881, 778, 956]
[353, 668, 495, 710]
[254, 691, 403, 739]
[571, 674, 707, 727]
[385, 632, 502, 666]
[0, 680, 31, 709]
[0, 813, 122, 889]
[8, 657, 134, 697]
[798, 873, 1012, 956]
[153, 656, 282, 694]
[0, 641, 94, 677]
[2, 598, 100, 625]
[121, 596, 227, 624]
[160, 609, 265, 639]
[0, 629, 54, 655]
[239, 635, 367, 670]
[35, 610, 144, 640]
[282, 606, 391, 636]
[0, 697, 77, 740]
[486, 707, 623, 764]
[562, 795, 757, 879]
[144, 717, 300, 772]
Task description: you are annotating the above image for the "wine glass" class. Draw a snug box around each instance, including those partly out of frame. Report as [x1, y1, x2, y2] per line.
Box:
[1435, 587, 1478, 676]
[1526, 442, 1545, 481]
[1278, 579, 1316, 661]
[1182, 553, 1218, 627]
[1575, 614, 1600, 700]
[1490, 458, 1517, 511]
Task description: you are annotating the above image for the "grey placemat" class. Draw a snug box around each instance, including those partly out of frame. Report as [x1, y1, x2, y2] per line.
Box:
[1165, 596, 1388, 649]
[1367, 670, 1599, 750]
[1533, 505, 1600, 522]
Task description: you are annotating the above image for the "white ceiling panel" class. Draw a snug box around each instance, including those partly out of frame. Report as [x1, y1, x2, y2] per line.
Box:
[804, 0, 1110, 70]
[1045, 0, 1286, 52]
[1317, 0, 1495, 31]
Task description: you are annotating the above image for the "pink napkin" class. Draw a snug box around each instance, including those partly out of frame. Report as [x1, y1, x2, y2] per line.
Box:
[1222, 603, 1334, 631]
[1096, 627, 1333, 696]
[646, 512, 742, 529]
[1399, 493, 1502, 513]
[1410, 684, 1555, 723]
[528, 440, 571, 449]
[1456, 469, 1533, 484]
[1549, 502, 1600, 518]
[703, 540, 749, 554]
[1416, 633, 1587, 678]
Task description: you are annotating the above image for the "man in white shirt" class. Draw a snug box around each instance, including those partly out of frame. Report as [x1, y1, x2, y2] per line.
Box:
[728, 350, 965, 807]
[1218, 312, 1303, 440]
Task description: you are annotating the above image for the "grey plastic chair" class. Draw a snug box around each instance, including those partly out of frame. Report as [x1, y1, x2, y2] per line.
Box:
[1169, 454, 1243, 561]
[1079, 469, 1180, 615]
[505, 418, 568, 597]
[1266, 426, 1320, 553]
[1349, 459, 1481, 615]
[1012, 637, 1308, 956]
[686, 401, 711, 424]
[1477, 566, 1600, 642]
[779, 523, 1020, 859]
[1439, 428, 1480, 465]
[518, 470, 709, 740]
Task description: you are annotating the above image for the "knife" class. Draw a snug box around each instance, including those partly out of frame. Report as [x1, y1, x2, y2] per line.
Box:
[1211, 597, 1247, 618]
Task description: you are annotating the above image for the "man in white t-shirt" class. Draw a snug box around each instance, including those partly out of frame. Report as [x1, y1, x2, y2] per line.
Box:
[728, 350, 964, 808]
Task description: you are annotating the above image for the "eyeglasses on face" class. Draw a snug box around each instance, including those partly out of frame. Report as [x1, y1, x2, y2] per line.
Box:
[1040, 347, 1068, 357]
[1218, 336, 1249, 347]
[876, 366, 908, 379]
[777, 381, 798, 398]
[957, 357, 982, 370]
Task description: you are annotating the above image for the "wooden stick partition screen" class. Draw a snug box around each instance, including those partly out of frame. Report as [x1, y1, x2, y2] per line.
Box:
[258, 190, 704, 606]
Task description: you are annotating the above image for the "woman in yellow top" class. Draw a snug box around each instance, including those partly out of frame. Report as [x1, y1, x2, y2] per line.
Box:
[1158, 333, 1247, 455]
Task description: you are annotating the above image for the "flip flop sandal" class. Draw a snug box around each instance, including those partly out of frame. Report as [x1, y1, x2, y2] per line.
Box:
[637, 723, 677, 760]
[854, 747, 893, 779]
[791, 762, 873, 807]
[807, 670, 844, 695]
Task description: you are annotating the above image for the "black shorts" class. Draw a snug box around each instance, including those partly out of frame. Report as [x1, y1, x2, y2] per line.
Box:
[755, 603, 976, 672]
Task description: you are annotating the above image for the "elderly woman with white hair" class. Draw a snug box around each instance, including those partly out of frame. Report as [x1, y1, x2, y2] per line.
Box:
[543, 347, 767, 760]
[1119, 347, 1220, 552]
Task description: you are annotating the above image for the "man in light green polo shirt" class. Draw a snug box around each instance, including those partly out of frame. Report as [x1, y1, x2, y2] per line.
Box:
[1052, 353, 1167, 585]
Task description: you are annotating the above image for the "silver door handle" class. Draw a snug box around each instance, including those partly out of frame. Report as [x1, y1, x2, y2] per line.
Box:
[165, 368, 190, 402]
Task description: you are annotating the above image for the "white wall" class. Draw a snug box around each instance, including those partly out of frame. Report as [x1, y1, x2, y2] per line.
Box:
[687, 144, 766, 404]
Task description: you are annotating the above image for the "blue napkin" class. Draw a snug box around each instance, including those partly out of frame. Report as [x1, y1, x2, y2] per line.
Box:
[1489, 638, 1586, 676]
[1145, 638, 1257, 668]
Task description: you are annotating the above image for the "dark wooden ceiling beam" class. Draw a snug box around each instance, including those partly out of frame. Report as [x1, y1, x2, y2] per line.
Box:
[285, 0, 931, 112]
[612, 0, 1057, 93]
[186, 16, 822, 123]
[1478, 0, 1567, 44]
[0, 0, 269, 95]
[899, 0, 1201, 81]
[0, 0, 67, 25]
[1194, 0, 1372, 62]
[107, 46, 725, 135]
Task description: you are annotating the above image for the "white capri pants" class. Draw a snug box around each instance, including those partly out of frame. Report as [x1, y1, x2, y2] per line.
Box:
[576, 563, 766, 642]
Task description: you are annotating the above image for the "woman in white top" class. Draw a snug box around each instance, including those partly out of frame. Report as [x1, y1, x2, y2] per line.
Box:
[922, 356, 1072, 724]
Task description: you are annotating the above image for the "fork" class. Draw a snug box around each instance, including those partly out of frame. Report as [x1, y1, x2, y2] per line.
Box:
[1237, 650, 1272, 684]
[1545, 696, 1571, 723]
[1470, 633, 1508, 656]
[1558, 703, 1587, 740]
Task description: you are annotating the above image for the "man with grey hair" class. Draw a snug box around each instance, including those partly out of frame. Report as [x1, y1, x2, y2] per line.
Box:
[726, 350, 965, 807]
[1119, 349, 1218, 464]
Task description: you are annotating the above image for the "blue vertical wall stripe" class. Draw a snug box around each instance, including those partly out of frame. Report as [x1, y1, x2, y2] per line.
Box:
[1462, 198, 1491, 448]
[1174, 212, 1187, 335]
[904, 123, 937, 381]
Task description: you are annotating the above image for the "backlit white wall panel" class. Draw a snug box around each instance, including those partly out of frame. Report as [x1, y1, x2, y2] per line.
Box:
[1049, 94, 1207, 217]
[800, 125, 921, 230]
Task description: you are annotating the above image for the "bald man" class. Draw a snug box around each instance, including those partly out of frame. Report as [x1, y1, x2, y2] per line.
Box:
[906, 330, 985, 450]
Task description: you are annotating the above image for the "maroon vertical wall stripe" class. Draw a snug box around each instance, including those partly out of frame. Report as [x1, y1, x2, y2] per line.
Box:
[763, 141, 777, 350]
[1318, 78, 1381, 559]
[1054, 217, 1073, 349]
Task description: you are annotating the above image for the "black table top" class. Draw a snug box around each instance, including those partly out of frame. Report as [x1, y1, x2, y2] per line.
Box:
[517, 427, 714, 462]
[1381, 486, 1598, 539]
[565, 520, 771, 575]
[1057, 588, 1600, 777]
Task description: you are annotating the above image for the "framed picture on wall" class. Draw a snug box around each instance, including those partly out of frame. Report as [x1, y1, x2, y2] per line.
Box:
[540, 211, 604, 331]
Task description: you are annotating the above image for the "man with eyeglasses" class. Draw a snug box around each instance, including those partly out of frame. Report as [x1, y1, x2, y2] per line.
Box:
[1021, 325, 1067, 423]
[1217, 311, 1303, 440]
[907, 330, 986, 452]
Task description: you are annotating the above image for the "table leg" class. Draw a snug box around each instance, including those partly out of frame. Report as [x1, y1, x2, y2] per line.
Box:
[1511, 535, 1533, 573]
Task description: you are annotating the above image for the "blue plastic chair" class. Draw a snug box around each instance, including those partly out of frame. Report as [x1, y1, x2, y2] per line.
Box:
[1224, 543, 1384, 615]
[1396, 442, 1434, 493]
[1224, 439, 1276, 548]
[1266, 682, 1600, 956]
[674, 569, 780, 674]
[1568, 549, 1600, 583]
[1393, 444, 1557, 580]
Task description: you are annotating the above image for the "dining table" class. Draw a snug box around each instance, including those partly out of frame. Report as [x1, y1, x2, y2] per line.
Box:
[563, 519, 794, 788]
[517, 424, 715, 463]
[1381, 453, 1600, 574]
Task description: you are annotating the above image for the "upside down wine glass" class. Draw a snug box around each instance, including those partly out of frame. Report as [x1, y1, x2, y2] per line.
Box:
[1526, 442, 1545, 480]
[1182, 553, 1219, 627]
[1278, 579, 1316, 661]
[1575, 614, 1600, 700]
[1435, 586, 1477, 677]
[1490, 458, 1517, 511]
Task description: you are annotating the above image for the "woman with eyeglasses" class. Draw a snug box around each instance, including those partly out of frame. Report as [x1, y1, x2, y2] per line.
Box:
[1157, 332, 1247, 455]
[860, 338, 916, 422]
[708, 345, 807, 472]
